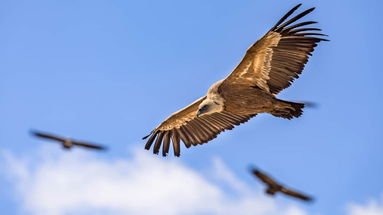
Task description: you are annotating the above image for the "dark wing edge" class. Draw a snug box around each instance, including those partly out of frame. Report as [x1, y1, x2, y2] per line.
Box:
[251, 168, 279, 187]
[30, 130, 65, 142]
[73, 141, 107, 150]
[144, 112, 255, 157]
[280, 187, 314, 201]
[266, 4, 328, 94]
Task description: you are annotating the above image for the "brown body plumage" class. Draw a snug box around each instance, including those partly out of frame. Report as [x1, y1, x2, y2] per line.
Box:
[31, 130, 107, 151]
[251, 167, 313, 202]
[144, 4, 327, 156]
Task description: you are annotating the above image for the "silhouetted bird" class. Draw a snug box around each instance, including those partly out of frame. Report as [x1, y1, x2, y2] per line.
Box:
[250, 167, 313, 202]
[31, 130, 107, 151]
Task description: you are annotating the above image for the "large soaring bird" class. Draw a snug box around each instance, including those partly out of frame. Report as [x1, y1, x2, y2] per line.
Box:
[251, 167, 313, 202]
[31, 130, 106, 151]
[144, 4, 327, 156]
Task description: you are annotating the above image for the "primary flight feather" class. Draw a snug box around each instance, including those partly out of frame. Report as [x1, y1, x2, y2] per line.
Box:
[144, 4, 327, 156]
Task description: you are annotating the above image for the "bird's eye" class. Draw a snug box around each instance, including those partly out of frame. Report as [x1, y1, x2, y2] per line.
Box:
[201, 105, 209, 112]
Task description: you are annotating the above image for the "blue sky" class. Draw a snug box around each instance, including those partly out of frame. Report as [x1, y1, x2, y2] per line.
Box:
[0, 0, 382, 214]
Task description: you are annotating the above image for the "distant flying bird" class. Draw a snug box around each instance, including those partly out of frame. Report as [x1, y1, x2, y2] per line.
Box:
[31, 130, 107, 151]
[143, 4, 328, 157]
[251, 167, 313, 201]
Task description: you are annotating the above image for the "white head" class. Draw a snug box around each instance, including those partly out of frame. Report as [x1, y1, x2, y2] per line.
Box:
[196, 98, 224, 117]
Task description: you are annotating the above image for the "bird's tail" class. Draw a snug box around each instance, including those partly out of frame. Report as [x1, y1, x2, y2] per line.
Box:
[271, 99, 304, 119]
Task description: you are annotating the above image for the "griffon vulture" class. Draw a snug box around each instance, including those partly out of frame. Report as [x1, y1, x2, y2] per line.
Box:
[144, 4, 327, 156]
[251, 167, 313, 201]
[31, 130, 107, 151]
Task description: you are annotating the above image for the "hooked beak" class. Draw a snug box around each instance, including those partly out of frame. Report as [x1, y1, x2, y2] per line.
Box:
[197, 105, 209, 117]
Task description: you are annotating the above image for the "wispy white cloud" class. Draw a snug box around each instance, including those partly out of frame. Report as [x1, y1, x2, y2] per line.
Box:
[347, 195, 383, 215]
[1, 145, 310, 215]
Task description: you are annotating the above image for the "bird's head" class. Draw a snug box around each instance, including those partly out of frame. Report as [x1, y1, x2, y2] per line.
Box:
[63, 139, 73, 149]
[196, 99, 223, 117]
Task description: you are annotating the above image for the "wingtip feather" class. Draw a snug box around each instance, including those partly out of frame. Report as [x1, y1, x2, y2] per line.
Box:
[271, 4, 303, 31]
[142, 133, 151, 140]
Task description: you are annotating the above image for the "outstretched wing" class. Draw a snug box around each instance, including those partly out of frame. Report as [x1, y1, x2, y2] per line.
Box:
[73, 141, 107, 150]
[143, 96, 255, 157]
[251, 168, 279, 187]
[280, 186, 313, 201]
[222, 4, 327, 94]
[31, 130, 65, 142]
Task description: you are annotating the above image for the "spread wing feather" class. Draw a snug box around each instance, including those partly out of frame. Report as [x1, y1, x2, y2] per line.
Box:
[252, 169, 279, 187]
[280, 187, 313, 201]
[31, 131, 65, 142]
[223, 4, 327, 94]
[143, 97, 255, 156]
[73, 141, 106, 150]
